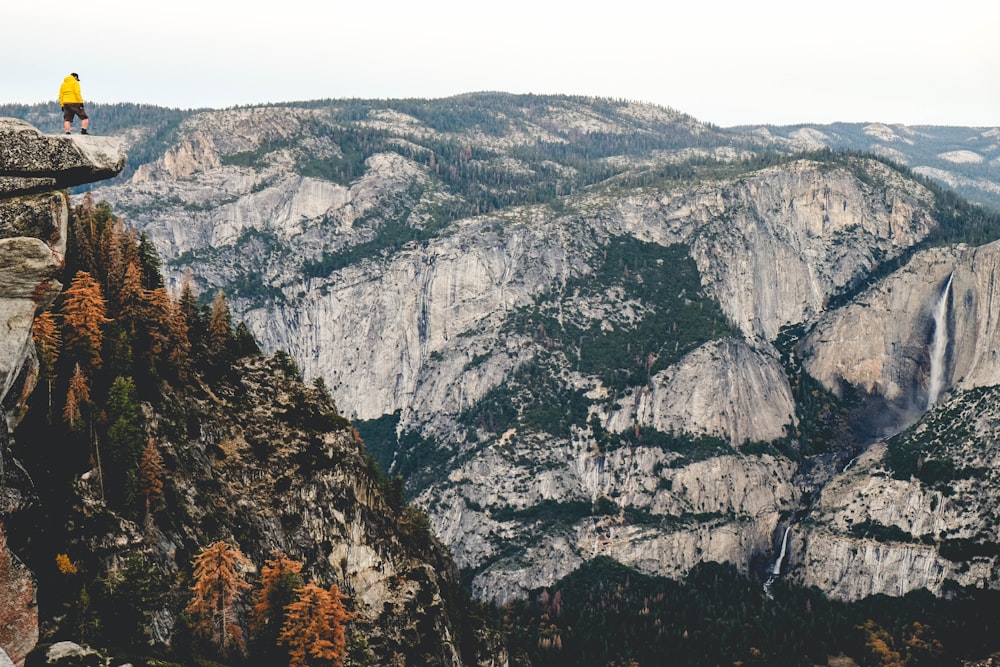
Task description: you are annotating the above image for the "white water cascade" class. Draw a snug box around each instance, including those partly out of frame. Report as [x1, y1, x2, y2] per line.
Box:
[771, 525, 791, 576]
[927, 273, 954, 409]
[763, 526, 791, 598]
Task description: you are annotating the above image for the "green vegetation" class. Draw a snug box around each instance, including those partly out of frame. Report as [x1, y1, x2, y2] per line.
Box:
[590, 418, 733, 466]
[849, 520, 917, 544]
[884, 385, 995, 488]
[353, 410, 458, 495]
[772, 323, 862, 457]
[460, 237, 734, 446]
[504, 557, 1000, 667]
[458, 358, 589, 440]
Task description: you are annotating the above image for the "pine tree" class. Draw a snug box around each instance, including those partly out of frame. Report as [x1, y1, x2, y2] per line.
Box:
[63, 363, 90, 428]
[32, 310, 61, 420]
[118, 260, 145, 334]
[105, 376, 145, 509]
[208, 289, 233, 357]
[188, 541, 252, 654]
[178, 272, 208, 359]
[178, 273, 199, 331]
[61, 271, 109, 372]
[137, 231, 164, 290]
[144, 287, 191, 377]
[138, 438, 164, 516]
[251, 554, 304, 650]
[278, 582, 353, 667]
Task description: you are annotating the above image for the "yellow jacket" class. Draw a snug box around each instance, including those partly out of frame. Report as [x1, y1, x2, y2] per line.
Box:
[59, 75, 83, 105]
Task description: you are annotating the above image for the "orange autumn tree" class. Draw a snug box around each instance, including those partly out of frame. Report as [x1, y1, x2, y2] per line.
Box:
[860, 619, 904, 667]
[188, 541, 252, 654]
[278, 582, 353, 667]
[63, 363, 90, 428]
[61, 271, 109, 373]
[32, 310, 61, 419]
[138, 438, 164, 516]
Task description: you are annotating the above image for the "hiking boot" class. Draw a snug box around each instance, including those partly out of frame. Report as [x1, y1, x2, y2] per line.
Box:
[81, 129, 88, 135]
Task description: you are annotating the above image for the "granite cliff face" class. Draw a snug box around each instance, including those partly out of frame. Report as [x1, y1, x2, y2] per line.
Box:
[0, 118, 125, 666]
[84, 97, 1000, 607]
[787, 241, 1000, 600]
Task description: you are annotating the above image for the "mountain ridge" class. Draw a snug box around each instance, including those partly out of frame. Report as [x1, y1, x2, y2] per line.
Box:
[4, 93, 1000, 664]
[66, 95, 1000, 611]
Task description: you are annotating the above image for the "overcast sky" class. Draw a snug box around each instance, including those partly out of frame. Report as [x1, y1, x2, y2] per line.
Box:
[3, 1, 997, 128]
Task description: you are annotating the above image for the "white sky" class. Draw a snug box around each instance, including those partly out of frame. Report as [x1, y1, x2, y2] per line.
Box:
[3, 1, 998, 128]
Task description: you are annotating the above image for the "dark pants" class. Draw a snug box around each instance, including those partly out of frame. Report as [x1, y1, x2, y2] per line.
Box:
[62, 103, 88, 122]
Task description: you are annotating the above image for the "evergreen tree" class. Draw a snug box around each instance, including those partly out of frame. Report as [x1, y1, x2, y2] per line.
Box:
[188, 541, 252, 655]
[61, 271, 109, 373]
[251, 554, 304, 654]
[137, 231, 165, 290]
[32, 310, 61, 420]
[208, 289, 233, 357]
[105, 376, 145, 508]
[138, 438, 164, 517]
[278, 582, 353, 667]
[63, 363, 90, 428]
[118, 260, 145, 332]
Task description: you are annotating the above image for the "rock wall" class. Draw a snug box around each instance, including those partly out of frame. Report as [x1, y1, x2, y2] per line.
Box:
[802, 241, 1000, 421]
[0, 118, 125, 665]
[85, 104, 951, 604]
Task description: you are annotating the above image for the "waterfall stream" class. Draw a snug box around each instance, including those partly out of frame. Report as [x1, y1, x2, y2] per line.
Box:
[763, 525, 791, 598]
[927, 273, 953, 409]
[771, 525, 791, 576]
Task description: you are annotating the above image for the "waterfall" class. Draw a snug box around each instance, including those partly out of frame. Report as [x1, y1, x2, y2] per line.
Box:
[927, 273, 953, 409]
[763, 525, 791, 598]
[771, 525, 791, 576]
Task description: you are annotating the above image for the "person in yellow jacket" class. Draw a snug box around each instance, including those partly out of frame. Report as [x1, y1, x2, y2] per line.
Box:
[58, 73, 89, 135]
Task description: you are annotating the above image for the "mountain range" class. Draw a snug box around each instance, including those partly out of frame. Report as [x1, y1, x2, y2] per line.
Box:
[2, 94, 1000, 665]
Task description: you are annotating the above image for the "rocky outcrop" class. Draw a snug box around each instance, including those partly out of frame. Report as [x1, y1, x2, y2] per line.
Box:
[92, 355, 493, 665]
[0, 118, 125, 665]
[604, 338, 797, 445]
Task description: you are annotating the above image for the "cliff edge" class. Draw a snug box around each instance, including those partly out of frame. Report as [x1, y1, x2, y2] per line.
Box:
[0, 118, 125, 666]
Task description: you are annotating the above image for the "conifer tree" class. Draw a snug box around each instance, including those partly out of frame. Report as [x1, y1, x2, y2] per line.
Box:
[178, 273, 207, 358]
[32, 310, 61, 419]
[118, 260, 145, 333]
[251, 554, 304, 649]
[278, 582, 352, 667]
[178, 273, 199, 328]
[137, 231, 164, 290]
[98, 217, 127, 312]
[188, 541, 252, 654]
[208, 289, 233, 358]
[138, 438, 164, 516]
[105, 376, 145, 508]
[61, 271, 109, 373]
[69, 194, 99, 278]
[63, 363, 90, 428]
[144, 287, 191, 377]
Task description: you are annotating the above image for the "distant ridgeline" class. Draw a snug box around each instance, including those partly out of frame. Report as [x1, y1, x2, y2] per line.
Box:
[5, 95, 1000, 208]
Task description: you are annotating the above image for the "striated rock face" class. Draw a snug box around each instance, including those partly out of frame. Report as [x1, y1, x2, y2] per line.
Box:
[603, 338, 797, 445]
[789, 245, 1000, 600]
[83, 101, 963, 606]
[0, 118, 125, 665]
